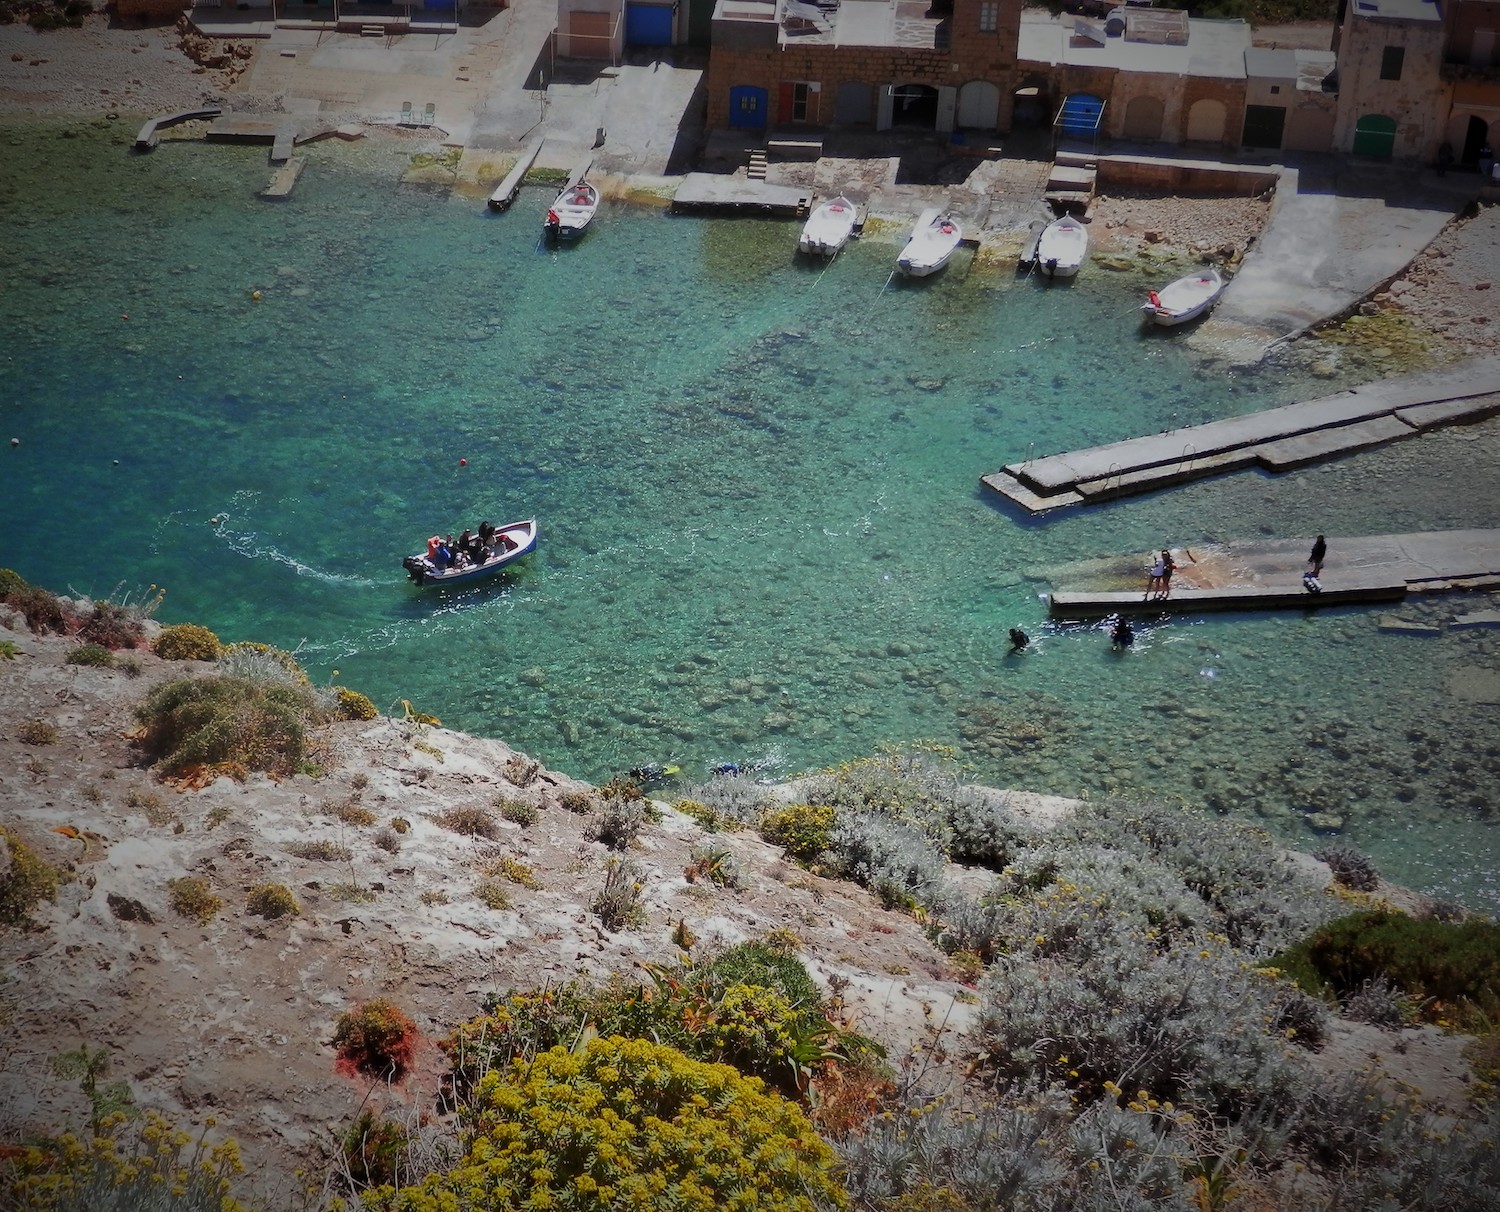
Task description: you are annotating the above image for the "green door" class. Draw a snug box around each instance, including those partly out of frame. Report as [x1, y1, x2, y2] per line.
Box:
[1352, 114, 1396, 159]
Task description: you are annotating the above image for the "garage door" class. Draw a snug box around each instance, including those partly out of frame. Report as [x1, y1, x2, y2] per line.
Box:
[567, 10, 612, 58]
[1352, 114, 1396, 159]
[1241, 104, 1286, 150]
[625, 1, 673, 46]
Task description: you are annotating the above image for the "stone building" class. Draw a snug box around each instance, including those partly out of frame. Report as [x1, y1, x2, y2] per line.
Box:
[1330, 0, 1449, 160]
[705, 0, 1023, 135]
[1438, 0, 1500, 166]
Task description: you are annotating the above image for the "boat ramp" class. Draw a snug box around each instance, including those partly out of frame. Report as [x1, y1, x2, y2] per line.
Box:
[488, 139, 544, 212]
[133, 108, 222, 152]
[1043, 529, 1500, 619]
[983, 357, 1500, 514]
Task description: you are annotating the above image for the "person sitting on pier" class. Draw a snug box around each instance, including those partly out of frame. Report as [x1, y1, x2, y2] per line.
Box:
[1008, 627, 1030, 652]
[1111, 616, 1134, 649]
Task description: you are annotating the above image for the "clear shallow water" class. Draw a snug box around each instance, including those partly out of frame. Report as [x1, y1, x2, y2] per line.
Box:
[5, 120, 1499, 910]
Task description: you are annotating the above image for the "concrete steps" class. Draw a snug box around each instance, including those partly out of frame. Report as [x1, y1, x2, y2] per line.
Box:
[747, 150, 768, 181]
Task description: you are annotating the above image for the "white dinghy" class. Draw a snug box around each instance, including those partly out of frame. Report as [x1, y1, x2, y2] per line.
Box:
[798, 196, 859, 257]
[897, 208, 962, 277]
[1036, 213, 1089, 278]
[1142, 265, 1227, 327]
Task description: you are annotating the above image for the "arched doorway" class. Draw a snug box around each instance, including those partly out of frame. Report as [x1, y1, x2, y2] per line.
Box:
[1461, 114, 1490, 166]
[1352, 113, 1396, 159]
[836, 82, 873, 126]
[1012, 81, 1048, 127]
[1185, 98, 1226, 144]
[957, 80, 1000, 130]
[891, 83, 940, 128]
[728, 85, 768, 130]
[1123, 95, 1163, 141]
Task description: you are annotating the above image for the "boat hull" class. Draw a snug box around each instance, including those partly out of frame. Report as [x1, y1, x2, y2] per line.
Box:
[1036, 215, 1089, 278]
[798, 198, 857, 257]
[897, 209, 962, 277]
[403, 520, 537, 587]
[1142, 268, 1225, 326]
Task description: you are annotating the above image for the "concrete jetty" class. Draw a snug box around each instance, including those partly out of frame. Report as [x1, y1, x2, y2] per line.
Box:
[983, 357, 1500, 514]
[488, 139, 544, 212]
[672, 174, 811, 217]
[261, 158, 305, 200]
[1043, 529, 1500, 619]
[134, 108, 222, 152]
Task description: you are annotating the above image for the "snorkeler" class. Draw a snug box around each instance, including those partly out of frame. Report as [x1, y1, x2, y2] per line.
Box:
[1111, 617, 1134, 649]
[1008, 627, 1030, 652]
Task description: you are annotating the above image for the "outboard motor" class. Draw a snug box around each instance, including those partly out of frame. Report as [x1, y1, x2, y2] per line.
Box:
[402, 555, 429, 585]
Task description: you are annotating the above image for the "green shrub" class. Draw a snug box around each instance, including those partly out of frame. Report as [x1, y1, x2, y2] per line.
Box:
[333, 998, 418, 1081]
[0, 828, 62, 929]
[134, 675, 322, 778]
[1313, 842, 1380, 892]
[592, 857, 645, 931]
[0, 1111, 244, 1212]
[475, 881, 513, 910]
[219, 641, 307, 684]
[762, 803, 835, 861]
[368, 1037, 848, 1212]
[152, 623, 222, 662]
[167, 876, 222, 924]
[585, 797, 646, 849]
[496, 797, 538, 827]
[702, 941, 823, 1011]
[332, 797, 377, 826]
[0, 641, 18, 660]
[338, 1108, 412, 1191]
[287, 840, 352, 862]
[334, 686, 379, 721]
[0, 568, 27, 600]
[65, 643, 115, 668]
[685, 842, 744, 888]
[1276, 909, 1500, 1016]
[245, 882, 300, 920]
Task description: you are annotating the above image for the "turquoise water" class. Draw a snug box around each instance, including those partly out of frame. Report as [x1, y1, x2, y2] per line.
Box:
[5, 120, 1499, 910]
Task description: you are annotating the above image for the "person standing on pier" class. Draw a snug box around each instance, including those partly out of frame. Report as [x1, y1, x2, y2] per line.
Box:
[1158, 550, 1178, 599]
[1145, 553, 1166, 598]
[1309, 535, 1327, 577]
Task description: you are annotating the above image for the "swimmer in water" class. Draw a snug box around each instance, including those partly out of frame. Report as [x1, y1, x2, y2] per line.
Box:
[1008, 627, 1030, 652]
[1111, 616, 1134, 649]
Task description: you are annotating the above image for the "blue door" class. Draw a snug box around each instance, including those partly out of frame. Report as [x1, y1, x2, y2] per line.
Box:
[625, 2, 674, 46]
[728, 85, 768, 130]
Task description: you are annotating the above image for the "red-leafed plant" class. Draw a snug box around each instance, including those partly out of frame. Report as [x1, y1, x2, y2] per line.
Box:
[333, 998, 419, 1082]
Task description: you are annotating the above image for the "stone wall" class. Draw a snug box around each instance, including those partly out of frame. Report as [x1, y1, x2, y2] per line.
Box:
[115, 0, 190, 19]
[1333, 15, 1451, 160]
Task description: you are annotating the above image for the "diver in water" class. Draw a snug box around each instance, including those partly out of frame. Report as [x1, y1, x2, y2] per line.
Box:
[627, 762, 681, 787]
[1111, 616, 1134, 649]
[1008, 627, 1030, 652]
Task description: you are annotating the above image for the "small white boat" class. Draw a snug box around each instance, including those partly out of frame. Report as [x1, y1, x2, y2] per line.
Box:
[897, 208, 962, 277]
[1036, 213, 1089, 278]
[402, 519, 537, 587]
[1142, 265, 1227, 327]
[798, 195, 859, 257]
[544, 182, 599, 240]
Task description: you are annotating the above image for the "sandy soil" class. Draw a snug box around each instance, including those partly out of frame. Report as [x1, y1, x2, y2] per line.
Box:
[0, 15, 251, 116]
[0, 624, 981, 1189]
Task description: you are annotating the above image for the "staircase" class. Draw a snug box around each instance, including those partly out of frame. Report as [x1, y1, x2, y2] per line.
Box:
[747, 149, 768, 181]
[1046, 151, 1097, 214]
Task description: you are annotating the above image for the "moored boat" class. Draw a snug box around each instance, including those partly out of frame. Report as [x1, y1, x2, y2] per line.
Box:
[402, 519, 537, 587]
[1036, 213, 1089, 278]
[544, 182, 599, 240]
[1141, 264, 1227, 327]
[897, 208, 962, 277]
[798, 195, 859, 257]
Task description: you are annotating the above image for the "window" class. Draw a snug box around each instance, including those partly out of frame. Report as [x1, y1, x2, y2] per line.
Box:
[781, 81, 819, 123]
[1380, 45, 1404, 80]
[979, 1, 998, 32]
